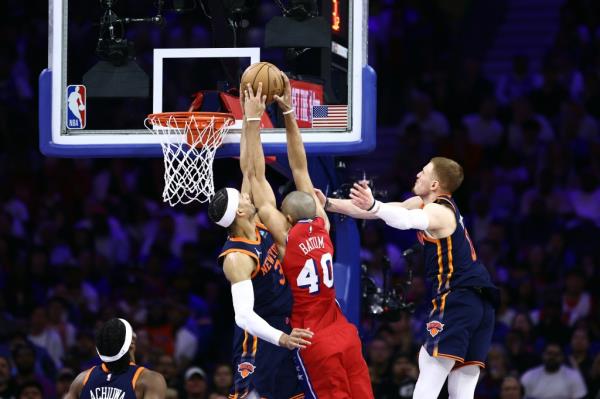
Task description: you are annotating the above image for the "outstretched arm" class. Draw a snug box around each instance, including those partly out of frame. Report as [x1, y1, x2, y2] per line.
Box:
[242, 82, 290, 252]
[350, 182, 452, 231]
[314, 187, 424, 219]
[274, 73, 330, 230]
[140, 370, 167, 399]
[239, 91, 251, 196]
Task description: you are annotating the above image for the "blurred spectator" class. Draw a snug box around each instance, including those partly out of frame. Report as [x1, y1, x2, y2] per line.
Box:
[521, 343, 587, 399]
[15, 380, 42, 399]
[54, 368, 75, 399]
[155, 354, 181, 392]
[567, 328, 593, 387]
[26, 306, 63, 369]
[183, 367, 208, 399]
[377, 353, 417, 399]
[462, 97, 504, 147]
[562, 270, 592, 327]
[367, 337, 393, 394]
[499, 376, 523, 399]
[508, 97, 555, 154]
[399, 92, 450, 142]
[0, 354, 16, 398]
[210, 363, 232, 397]
[11, 344, 54, 399]
[496, 55, 539, 106]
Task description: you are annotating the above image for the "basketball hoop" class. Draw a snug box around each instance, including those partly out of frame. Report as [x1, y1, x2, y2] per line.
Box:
[144, 112, 235, 206]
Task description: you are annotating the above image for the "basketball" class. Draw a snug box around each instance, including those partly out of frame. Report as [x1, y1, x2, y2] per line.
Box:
[240, 62, 284, 105]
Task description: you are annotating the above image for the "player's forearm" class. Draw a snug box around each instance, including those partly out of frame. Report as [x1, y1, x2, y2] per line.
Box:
[326, 198, 379, 219]
[371, 201, 430, 230]
[284, 114, 308, 175]
[239, 120, 251, 177]
[231, 280, 284, 346]
[246, 120, 266, 179]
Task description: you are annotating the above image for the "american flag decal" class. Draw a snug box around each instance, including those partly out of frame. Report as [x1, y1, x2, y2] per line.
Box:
[311, 105, 348, 128]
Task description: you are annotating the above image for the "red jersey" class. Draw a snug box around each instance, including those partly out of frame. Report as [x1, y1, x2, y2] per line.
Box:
[282, 217, 344, 331]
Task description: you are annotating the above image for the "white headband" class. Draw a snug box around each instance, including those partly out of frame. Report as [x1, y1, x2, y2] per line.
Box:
[216, 188, 240, 228]
[97, 318, 133, 363]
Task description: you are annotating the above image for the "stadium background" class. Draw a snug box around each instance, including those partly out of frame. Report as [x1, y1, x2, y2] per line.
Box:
[0, 0, 599, 398]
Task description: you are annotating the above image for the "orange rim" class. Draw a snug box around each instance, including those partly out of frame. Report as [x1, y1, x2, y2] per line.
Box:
[147, 112, 235, 148]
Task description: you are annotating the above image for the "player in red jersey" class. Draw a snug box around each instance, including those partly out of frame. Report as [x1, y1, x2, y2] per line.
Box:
[242, 77, 374, 399]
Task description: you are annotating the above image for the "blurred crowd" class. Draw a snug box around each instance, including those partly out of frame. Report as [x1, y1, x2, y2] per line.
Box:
[0, 0, 599, 398]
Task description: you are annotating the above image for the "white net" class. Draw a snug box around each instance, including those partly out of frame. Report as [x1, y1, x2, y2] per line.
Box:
[144, 113, 233, 206]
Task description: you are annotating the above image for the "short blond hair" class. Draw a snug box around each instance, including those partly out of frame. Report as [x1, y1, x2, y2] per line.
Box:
[430, 157, 464, 193]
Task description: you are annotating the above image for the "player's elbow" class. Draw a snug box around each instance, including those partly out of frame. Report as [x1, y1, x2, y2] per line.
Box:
[234, 313, 251, 331]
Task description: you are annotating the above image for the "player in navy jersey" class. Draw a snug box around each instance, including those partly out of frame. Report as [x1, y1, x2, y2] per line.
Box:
[322, 157, 499, 399]
[65, 318, 166, 399]
[207, 81, 312, 399]
[242, 77, 373, 399]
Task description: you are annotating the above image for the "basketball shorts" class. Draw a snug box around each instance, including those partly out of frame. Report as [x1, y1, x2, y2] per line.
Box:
[424, 287, 495, 367]
[230, 316, 304, 399]
[294, 320, 374, 399]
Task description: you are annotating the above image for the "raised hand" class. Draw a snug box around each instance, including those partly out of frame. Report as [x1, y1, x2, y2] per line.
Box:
[243, 82, 266, 120]
[279, 328, 314, 350]
[349, 181, 375, 211]
[273, 72, 293, 114]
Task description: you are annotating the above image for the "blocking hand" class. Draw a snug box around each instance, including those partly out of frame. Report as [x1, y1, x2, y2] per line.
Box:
[279, 328, 314, 350]
[349, 180, 375, 211]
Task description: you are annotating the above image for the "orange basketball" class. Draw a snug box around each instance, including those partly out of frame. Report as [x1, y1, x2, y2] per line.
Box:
[240, 62, 284, 105]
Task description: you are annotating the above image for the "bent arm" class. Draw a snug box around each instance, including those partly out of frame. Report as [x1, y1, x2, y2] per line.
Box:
[223, 253, 285, 346]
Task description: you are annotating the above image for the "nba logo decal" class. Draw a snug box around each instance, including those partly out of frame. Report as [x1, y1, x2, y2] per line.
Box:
[237, 362, 255, 378]
[426, 321, 445, 337]
[66, 85, 86, 129]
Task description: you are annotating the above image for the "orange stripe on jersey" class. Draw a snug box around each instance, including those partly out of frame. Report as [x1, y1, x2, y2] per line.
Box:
[436, 240, 443, 293]
[256, 221, 268, 231]
[430, 298, 438, 317]
[445, 237, 454, 290]
[436, 196, 457, 213]
[242, 331, 249, 357]
[229, 229, 260, 244]
[219, 249, 261, 278]
[439, 291, 450, 317]
[132, 366, 145, 389]
[82, 366, 96, 386]
[421, 232, 439, 243]
[101, 363, 109, 373]
[252, 335, 258, 357]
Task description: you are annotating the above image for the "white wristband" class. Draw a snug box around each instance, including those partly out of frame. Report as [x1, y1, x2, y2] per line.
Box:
[231, 280, 284, 346]
[246, 117, 261, 122]
[282, 109, 294, 115]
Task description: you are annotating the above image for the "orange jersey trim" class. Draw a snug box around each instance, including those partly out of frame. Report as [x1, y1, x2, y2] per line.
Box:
[101, 363, 109, 373]
[454, 361, 485, 369]
[252, 335, 258, 357]
[445, 236, 454, 290]
[433, 352, 464, 363]
[83, 366, 96, 386]
[439, 291, 450, 316]
[242, 330, 249, 357]
[436, 240, 443, 292]
[229, 228, 261, 245]
[132, 366, 145, 389]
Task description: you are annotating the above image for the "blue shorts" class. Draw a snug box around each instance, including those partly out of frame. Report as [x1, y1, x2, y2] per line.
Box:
[424, 288, 495, 367]
[230, 316, 304, 399]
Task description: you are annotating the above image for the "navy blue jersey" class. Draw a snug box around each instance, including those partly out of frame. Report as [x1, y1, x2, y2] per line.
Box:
[218, 222, 293, 319]
[80, 363, 145, 399]
[417, 195, 495, 296]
